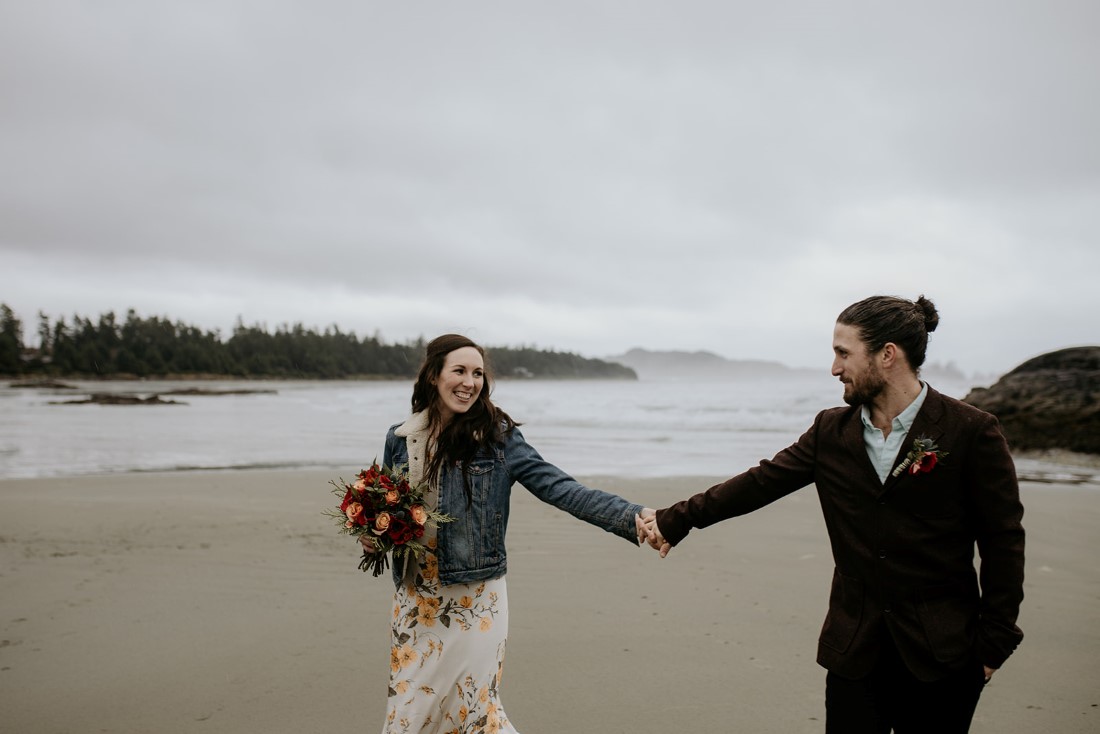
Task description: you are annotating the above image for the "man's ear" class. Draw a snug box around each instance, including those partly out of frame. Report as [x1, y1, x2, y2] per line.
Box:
[880, 342, 898, 368]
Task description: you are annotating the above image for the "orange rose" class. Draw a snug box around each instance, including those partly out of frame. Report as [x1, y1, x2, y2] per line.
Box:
[384, 488, 400, 505]
[409, 504, 428, 525]
[345, 502, 365, 526]
[372, 511, 391, 535]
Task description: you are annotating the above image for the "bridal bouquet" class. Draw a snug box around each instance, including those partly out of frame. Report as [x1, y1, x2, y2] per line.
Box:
[328, 462, 452, 577]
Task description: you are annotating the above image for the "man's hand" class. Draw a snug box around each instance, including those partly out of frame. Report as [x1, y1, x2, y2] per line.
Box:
[983, 665, 996, 684]
[635, 508, 655, 545]
[634, 512, 672, 558]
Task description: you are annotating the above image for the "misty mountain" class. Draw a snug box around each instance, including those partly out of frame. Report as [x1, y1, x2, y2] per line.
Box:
[605, 348, 815, 380]
[607, 348, 973, 383]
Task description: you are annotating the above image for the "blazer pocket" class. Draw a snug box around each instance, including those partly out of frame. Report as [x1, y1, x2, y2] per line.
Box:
[915, 587, 978, 663]
[819, 570, 863, 654]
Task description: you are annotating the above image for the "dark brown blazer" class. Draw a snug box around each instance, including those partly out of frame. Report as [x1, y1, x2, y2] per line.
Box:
[656, 386, 1025, 681]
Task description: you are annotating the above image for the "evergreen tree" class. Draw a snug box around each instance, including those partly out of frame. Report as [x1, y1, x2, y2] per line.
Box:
[4, 307, 636, 380]
[0, 304, 23, 374]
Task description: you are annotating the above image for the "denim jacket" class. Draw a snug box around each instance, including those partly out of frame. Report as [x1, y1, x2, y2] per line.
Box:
[384, 412, 642, 587]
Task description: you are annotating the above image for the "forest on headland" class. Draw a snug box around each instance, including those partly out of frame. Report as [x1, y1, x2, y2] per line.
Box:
[0, 304, 636, 380]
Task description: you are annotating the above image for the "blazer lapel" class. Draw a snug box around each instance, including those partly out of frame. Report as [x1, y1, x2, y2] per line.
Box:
[839, 408, 886, 492]
[883, 386, 947, 491]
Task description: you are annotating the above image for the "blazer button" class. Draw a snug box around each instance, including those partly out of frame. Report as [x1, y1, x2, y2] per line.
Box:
[878, 551, 887, 559]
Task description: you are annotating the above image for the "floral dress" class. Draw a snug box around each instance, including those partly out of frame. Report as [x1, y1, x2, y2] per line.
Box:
[383, 545, 516, 734]
[381, 419, 518, 734]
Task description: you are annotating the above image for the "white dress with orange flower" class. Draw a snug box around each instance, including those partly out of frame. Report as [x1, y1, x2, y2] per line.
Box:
[383, 547, 516, 734]
[381, 419, 518, 734]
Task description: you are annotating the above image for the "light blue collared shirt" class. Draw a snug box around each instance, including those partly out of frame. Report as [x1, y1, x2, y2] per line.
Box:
[861, 382, 929, 483]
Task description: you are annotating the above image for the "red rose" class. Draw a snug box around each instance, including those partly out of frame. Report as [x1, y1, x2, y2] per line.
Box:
[340, 488, 355, 512]
[911, 452, 938, 474]
[387, 516, 409, 543]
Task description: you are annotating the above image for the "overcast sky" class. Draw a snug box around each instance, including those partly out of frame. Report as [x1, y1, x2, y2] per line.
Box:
[1, 1, 1097, 376]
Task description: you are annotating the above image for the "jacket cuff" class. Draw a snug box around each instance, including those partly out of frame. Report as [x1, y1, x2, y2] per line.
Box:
[975, 620, 1023, 669]
[622, 503, 644, 544]
[655, 506, 690, 547]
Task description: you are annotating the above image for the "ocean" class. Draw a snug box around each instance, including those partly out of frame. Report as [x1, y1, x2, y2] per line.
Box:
[0, 374, 1084, 483]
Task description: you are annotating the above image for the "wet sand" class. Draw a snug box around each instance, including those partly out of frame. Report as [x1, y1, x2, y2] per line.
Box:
[0, 471, 1096, 732]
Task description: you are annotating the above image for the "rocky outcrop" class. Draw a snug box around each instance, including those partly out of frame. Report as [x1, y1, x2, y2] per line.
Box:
[963, 347, 1100, 455]
[50, 393, 184, 406]
[10, 379, 77, 389]
[159, 387, 276, 396]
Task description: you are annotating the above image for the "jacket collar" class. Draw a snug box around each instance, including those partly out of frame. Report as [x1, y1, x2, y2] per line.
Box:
[395, 410, 431, 438]
[881, 384, 948, 492]
[842, 384, 948, 494]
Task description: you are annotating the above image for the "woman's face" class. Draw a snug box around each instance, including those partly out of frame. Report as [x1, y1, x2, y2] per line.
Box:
[433, 346, 485, 425]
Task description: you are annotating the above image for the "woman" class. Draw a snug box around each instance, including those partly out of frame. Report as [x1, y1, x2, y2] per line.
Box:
[366, 334, 649, 733]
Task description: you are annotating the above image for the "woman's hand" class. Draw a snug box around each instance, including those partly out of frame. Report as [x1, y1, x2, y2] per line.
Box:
[634, 511, 672, 557]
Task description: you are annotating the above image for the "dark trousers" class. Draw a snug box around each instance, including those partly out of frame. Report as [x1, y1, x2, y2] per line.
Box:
[825, 638, 987, 734]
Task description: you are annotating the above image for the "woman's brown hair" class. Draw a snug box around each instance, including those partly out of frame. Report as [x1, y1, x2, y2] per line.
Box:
[411, 334, 516, 502]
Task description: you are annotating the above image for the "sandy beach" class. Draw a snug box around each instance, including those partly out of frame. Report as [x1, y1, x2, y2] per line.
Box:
[1, 470, 1097, 733]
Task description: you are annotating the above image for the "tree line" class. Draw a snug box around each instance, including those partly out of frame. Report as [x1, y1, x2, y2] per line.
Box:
[0, 304, 636, 380]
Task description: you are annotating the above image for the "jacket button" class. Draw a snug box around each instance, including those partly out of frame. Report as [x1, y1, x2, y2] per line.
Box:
[878, 551, 887, 559]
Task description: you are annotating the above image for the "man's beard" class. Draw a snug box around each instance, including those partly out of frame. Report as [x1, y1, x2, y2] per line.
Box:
[842, 367, 886, 406]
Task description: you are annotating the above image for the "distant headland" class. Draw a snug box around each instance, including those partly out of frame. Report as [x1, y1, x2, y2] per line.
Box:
[0, 304, 636, 381]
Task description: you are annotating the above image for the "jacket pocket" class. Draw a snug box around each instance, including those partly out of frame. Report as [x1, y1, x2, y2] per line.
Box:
[819, 570, 863, 653]
[915, 585, 977, 663]
[483, 510, 503, 565]
[463, 457, 496, 501]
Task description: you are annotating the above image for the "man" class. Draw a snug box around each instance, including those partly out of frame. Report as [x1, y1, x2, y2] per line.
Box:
[637, 295, 1024, 733]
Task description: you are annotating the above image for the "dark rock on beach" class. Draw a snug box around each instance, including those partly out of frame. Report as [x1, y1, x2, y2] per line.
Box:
[159, 387, 276, 396]
[963, 346, 1100, 455]
[9, 379, 78, 389]
[50, 393, 185, 406]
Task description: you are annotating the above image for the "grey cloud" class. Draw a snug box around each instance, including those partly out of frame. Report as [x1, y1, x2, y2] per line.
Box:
[1, 1, 1098, 374]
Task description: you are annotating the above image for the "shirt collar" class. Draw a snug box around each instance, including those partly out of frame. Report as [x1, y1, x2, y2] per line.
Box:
[860, 381, 929, 432]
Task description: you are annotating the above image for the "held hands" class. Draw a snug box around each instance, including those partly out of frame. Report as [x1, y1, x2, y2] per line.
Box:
[634, 510, 672, 558]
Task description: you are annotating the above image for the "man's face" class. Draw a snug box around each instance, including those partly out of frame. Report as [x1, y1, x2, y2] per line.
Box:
[831, 323, 885, 406]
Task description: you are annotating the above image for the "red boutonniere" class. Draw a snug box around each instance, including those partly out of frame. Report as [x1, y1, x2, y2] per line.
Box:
[892, 437, 949, 478]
